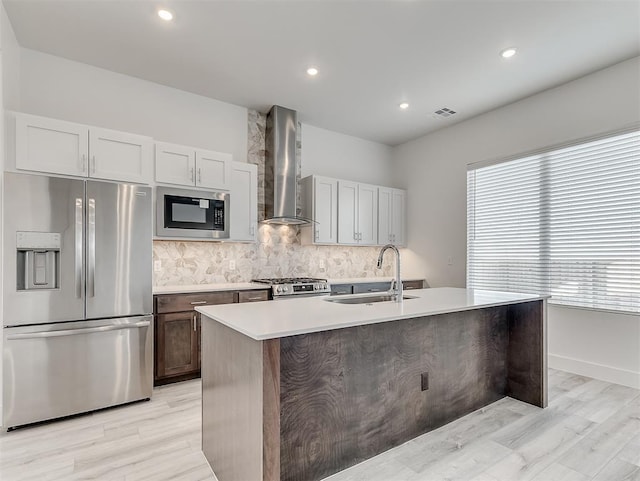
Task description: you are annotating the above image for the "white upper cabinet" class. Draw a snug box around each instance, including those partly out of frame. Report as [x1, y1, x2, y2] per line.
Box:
[155, 141, 231, 190]
[155, 142, 195, 186]
[195, 149, 232, 190]
[338, 180, 378, 245]
[14, 113, 152, 184]
[229, 161, 257, 242]
[303, 175, 406, 247]
[357, 183, 379, 245]
[301, 176, 338, 244]
[378, 187, 406, 246]
[337, 180, 358, 245]
[89, 127, 152, 184]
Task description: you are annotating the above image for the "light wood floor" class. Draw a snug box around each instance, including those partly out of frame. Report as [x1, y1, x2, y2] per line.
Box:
[0, 369, 638, 481]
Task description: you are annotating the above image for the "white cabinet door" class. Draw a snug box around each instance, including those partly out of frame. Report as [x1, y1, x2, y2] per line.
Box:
[313, 177, 338, 244]
[378, 187, 393, 244]
[378, 187, 406, 246]
[15, 113, 89, 177]
[358, 183, 378, 245]
[155, 142, 196, 186]
[338, 180, 359, 245]
[391, 189, 406, 246]
[230, 162, 257, 242]
[89, 127, 152, 184]
[195, 149, 231, 190]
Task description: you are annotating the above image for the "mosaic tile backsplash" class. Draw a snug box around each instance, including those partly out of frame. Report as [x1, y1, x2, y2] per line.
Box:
[153, 225, 393, 285]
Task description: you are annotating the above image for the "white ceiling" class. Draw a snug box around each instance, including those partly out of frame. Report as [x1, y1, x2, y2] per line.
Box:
[4, 0, 640, 146]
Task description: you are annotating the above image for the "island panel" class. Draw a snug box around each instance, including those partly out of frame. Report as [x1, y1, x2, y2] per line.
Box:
[278, 307, 509, 481]
[202, 320, 266, 481]
[507, 300, 547, 407]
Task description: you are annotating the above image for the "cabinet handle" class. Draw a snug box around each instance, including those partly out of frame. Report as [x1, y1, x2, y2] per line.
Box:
[245, 296, 264, 301]
[91, 155, 96, 174]
[190, 300, 207, 305]
[198, 168, 202, 183]
[250, 225, 255, 236]
[80, 154, 87, 173]
[190, 167, 195, 182]
[193, 314, 197, 331]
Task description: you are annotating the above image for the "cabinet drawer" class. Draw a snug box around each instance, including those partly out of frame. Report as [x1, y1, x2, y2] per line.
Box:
[353, 282, 392, 294]
[403, 280, 425, 290]
[330, 284, 353, 295]
[155, 291, 235, 314]
[238, 290, 270, 303]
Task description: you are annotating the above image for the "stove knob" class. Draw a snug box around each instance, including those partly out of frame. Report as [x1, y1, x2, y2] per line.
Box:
[277, 286, 283, 293]
[314, 284, 319, 290]
[283, 286, 289, 292]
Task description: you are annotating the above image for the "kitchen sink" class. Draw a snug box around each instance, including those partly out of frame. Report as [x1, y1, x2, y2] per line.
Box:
[325, 293, 418, 305]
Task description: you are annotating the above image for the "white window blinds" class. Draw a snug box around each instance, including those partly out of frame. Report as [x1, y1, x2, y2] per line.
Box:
[467, 129, 640, 313]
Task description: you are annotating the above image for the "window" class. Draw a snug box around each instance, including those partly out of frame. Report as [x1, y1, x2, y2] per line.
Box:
[467, 129, 640, 313]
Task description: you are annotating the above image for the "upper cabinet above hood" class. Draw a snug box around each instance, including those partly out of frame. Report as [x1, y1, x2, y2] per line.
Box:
[263, 105, 311, 225]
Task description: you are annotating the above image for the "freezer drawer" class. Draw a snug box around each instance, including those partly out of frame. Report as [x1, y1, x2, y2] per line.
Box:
[3, 316, 153, 429]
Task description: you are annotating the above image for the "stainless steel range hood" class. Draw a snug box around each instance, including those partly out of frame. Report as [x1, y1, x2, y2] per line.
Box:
[263, 105, 311, 225]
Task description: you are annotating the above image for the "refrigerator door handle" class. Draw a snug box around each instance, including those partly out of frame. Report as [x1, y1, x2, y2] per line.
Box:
[75, 197, 83, 298]
[6, 320, 151, 340]
[88, 198, 96, 298]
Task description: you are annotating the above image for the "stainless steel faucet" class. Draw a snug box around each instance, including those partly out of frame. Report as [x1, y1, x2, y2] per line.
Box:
[377, 244, 403, 302]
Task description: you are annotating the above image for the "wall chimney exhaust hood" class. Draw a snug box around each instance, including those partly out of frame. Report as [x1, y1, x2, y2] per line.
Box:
[263, 105, 312, 225]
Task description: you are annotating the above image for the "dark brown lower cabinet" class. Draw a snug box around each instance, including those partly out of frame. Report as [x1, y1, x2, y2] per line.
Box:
[153, 289, 269, 386]
[155, 311, 199, 382]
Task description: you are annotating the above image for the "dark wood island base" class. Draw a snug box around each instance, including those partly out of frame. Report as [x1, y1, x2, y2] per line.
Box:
[202, 300, 546, 481]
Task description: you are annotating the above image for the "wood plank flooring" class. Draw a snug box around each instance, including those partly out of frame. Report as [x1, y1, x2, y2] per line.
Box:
[1, 369, 638, 481]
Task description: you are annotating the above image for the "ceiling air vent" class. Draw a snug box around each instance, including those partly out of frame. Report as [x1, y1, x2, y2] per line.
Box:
[433, 107, 457, 119]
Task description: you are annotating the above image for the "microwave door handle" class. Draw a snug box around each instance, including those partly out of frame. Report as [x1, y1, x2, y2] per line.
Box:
[87, 198, 96, 298]
[75, 197, 83, 298]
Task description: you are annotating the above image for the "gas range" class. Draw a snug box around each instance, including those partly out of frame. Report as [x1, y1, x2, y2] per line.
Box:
[252, 277, 331, 298]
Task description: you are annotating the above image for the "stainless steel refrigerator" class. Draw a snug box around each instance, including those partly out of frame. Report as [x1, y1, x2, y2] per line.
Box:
[2, 172, 153, 430]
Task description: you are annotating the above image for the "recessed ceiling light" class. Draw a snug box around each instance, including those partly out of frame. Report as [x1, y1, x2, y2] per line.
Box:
[306, 67, 319, 76]
[158, 9, 173, 21]
[399, 102, 409, 110]
[500, 47, 517, 59]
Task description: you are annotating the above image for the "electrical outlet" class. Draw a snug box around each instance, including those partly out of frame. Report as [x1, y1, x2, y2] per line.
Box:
[447, 256, 453, 266]
[421, 372, 429, 391]
[319, 259, 326, 270]
[153, 260, 162, 272]
[229, 260, 236, 271]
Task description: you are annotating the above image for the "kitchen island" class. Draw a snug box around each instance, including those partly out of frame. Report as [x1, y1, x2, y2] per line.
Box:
[197, 287, 547, 481]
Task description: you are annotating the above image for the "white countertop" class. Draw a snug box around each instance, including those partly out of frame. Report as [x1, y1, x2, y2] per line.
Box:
[327, 277, 424, 284]
[153, 283, 269, 295]
[153, 278, 425, 295]
[196, 287, 545, 340]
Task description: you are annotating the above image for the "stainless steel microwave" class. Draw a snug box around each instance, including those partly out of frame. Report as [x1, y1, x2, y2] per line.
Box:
[156, 187, 229, 239]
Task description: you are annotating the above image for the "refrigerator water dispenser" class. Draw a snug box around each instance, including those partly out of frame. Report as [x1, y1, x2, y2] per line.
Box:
[16, 231, 61, 290]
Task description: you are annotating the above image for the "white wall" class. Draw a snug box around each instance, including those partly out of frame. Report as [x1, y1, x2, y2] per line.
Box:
[301, 123, 394, 186]
[1, 6, 20, 111]
[19, 48, 248, 161]
[393, 56, 640, 388]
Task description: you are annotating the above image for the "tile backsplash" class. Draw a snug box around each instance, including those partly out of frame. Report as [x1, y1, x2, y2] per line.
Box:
[153, 225, 393, 285]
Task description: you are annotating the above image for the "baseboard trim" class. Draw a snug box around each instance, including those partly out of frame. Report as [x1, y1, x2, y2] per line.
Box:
[549, 354, 640, 389]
